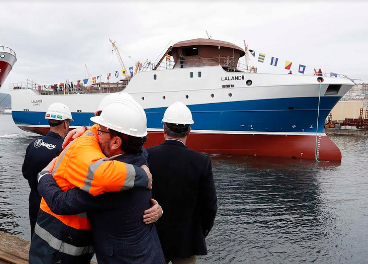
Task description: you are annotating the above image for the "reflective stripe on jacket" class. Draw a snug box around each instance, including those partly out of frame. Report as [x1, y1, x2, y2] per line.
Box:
[29, 209, 94, 264]
[39, 124, 148, 225]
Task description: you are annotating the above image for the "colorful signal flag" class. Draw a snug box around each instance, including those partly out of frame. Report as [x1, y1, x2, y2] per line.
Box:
[258, 53, 266, 63]
[270, 57, 278, 66]
[285, 61, 292, 70]
[298, 64, 306, 74]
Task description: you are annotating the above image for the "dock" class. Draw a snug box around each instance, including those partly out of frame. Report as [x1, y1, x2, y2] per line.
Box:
[0, 232, 29, 264]
[325, 128, 368, 136]
[0, 231, 97, 263]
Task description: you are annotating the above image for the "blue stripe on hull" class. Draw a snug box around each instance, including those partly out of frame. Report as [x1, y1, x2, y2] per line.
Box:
[12, 96, 340, 134]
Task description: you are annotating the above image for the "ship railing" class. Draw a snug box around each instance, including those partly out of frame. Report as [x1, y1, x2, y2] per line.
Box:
[151, 56, 248, 72]
[0, 46, 16, 57]
[9, 80, 128, 95]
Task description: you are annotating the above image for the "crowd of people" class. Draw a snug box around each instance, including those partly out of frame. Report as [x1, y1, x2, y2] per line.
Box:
[22, 94, 217, 264]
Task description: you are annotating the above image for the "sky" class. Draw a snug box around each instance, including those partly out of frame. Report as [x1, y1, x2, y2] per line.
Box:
[1, 1, 368, 94]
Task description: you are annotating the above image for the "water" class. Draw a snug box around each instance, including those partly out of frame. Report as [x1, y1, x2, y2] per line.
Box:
[1, 114, 368, 263]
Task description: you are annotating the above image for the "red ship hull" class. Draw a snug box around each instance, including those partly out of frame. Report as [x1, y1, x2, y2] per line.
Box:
[0, 61, 13, 87]
[17, 125, 340, 161]
[0, 46, 16, 88]
[145, 131, 341, 161]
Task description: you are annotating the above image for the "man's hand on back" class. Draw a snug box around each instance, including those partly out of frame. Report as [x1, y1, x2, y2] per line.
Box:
[143, 199, 163, 224]
[62, 126, 87, 149]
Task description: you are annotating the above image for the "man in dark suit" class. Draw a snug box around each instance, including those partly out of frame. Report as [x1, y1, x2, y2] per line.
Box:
[147, 102, 217, 264]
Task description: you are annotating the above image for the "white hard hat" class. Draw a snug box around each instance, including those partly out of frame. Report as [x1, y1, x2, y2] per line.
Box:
[162, 102, 194, 125]
[90, 102, 147, 137]
[97, 92, 134, 112]
[45, 103, 73, 121]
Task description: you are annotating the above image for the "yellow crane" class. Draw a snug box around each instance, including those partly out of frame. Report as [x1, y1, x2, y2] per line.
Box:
[109, 39, 129, 78]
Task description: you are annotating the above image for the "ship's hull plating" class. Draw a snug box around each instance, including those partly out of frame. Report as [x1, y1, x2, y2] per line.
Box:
[0, 49, 17, 87]
[0, 61, 13, 87]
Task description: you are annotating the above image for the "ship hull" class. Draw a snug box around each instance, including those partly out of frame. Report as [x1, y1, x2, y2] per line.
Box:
[0, 47, 17, 87]
[10, 66, 354, 161]
[146, 131, 340, 161]
[13, 124, 339, 161]
[0, 61, 13, 87]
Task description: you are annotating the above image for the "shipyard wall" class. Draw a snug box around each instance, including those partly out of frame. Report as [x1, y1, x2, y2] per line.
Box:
[329, 100, 365, 121]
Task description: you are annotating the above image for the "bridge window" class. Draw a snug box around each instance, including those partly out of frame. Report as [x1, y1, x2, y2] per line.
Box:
[182, 47, 198, 56]
[154, 74, 157, 80]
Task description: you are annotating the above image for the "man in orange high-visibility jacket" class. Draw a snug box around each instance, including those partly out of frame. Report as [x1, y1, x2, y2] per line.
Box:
[29, 98, 152, 264]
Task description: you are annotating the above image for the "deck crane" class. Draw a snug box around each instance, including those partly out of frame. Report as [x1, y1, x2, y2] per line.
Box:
[109, 39, 129, 78]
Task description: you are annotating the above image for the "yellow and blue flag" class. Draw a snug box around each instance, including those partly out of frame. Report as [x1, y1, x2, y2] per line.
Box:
[258, 53, 266, 63]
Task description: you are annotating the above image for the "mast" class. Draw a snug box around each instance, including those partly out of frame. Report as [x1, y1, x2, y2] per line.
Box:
[244, 40, 249, 71]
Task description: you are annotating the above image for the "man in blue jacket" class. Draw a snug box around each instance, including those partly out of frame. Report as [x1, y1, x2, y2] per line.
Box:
[22, 102, 72, 238]
[37, 101, 165, 264]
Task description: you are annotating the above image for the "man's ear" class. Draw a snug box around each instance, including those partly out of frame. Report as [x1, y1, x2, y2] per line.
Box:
[63, 120, 68, 130]
[111, 136, 122, 151]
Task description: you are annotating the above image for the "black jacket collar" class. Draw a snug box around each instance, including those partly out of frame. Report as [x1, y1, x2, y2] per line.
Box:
[162, 139, 187, 148]
[46, 131, 63, 139]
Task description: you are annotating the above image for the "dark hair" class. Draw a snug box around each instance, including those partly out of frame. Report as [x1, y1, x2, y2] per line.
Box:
[48, 120, 64, 127]
[165, 123, 190, 138]
[109, 129, 147, 154]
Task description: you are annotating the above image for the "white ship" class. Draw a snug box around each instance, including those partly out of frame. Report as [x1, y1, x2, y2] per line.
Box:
[10, 38, 354, 161]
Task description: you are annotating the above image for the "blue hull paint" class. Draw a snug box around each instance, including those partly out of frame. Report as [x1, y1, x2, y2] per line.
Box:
[12, 96, 340, 134]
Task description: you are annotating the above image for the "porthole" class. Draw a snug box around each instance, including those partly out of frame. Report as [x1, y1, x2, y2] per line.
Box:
[211, 94, 214, 98]
[228, 93, 232, 97]
[163, 96, 166, 100]
[154, 74, 157, 80]
[142, 97, 145, 100]
[246, 80, 252, 86]
[190, 72, 193, 78]
[198, 72, 201, 77]
[186, 95, 189, 99]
